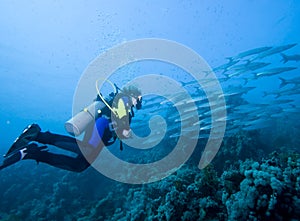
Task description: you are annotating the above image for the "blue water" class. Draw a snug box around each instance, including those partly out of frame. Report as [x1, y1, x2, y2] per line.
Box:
[1, 1, 300, 220]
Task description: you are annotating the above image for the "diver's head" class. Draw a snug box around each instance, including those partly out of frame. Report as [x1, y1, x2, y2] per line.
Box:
[122, 85, 142, 109]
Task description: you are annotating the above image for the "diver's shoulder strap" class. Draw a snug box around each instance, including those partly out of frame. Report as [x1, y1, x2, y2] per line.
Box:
[120, 140, 123, 151]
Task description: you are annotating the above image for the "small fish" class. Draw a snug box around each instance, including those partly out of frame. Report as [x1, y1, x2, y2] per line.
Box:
[282, 106, 300, 113]
[199, 124, 213, 131]
[275, 87, 300, 98]
[265, 99, 294, 105]
[230, 46, 272, 60]
[181, 78, 223, 87]
[183, 105, 199, 113]
[254, 67, 297, 78]
[263, 87, 300, 98]
[169, 132, 181, 139]
[203, 105, 229, 116]
[225, 69, 246, 78]
[167, 123, 181, 132]
[254, 43, 297, 60]
[188, 95, 208, 104]
[197, 99, 223, 108]
[167, 114, 180, 121]
[224, 62, 270, 78]
[246, 62, 271, 71]
[160, 92, 187, 104]
[234, 103, 268, 114]
[213, 58, 239, 72]
[226, 62, 251, 72]
[270, 112, 286, 118]
[174, 112, 198, 122]
[223, 113, 244, 122]
[280, 53, 300, 63]
[180, 80, 199, 87]
[220, 86, 256, 98]
[173, 95, 206, 107]
[242, 75, 259, 85]
[279, 76, 300, 88]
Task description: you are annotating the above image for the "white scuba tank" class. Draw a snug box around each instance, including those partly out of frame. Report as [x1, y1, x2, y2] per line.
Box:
[65, 101, 106, 136]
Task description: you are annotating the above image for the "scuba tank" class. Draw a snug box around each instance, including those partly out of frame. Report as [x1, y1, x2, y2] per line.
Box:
[65, 100, 105, 136]
[65, 79, 119, 136]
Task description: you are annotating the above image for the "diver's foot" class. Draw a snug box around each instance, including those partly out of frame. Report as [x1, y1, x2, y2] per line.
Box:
[0, 146, 27, 170]
[5, 124, 41, 157]
[0, 143, 47, 170]
[23, 143, 48, 157]
[0, 150, 21, 170]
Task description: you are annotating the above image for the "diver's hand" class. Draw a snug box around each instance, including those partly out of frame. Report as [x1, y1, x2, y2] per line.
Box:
[122, 129, 132, 138]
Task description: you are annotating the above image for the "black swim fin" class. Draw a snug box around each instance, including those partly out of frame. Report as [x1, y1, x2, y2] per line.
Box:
[4, 124, 41, 157]
[0, 148, 23, 170]
[1, 143, 48, 170]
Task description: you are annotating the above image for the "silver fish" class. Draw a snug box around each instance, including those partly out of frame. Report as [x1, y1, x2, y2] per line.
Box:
[225, 69, 247, 78]
[234, 103, 268, 114]
[279, 76, 300, 88]
[183, 105, 199, 113]
[254, 67, 297, 78]
[174, 112, 198, 122]
[180, 80, 199, 87]
[242, 75, 260, 85]
[230, 46, 272, 60]
[245, 62, 271, 71]
[203, 105, 229, 116]
[213, 58, 240, 72]
[263, 87, 300, 98]
[280, 53, 300, 63]
[220, 86, 256, 97]
[173, 96, 206, 107]
[268, 99, 294, 105]
[254, 43, 297, 60]
[275, 87, 300, 98]
[282, 107, 300, 113]
[161, 91, 188, 104]
[227, 61, 270, 72]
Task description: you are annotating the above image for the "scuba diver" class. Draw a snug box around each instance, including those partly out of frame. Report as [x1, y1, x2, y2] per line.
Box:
[0, 85, 142, 172]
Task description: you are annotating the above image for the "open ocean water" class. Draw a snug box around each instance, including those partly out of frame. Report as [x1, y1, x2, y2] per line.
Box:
[0, 1, 300, 220]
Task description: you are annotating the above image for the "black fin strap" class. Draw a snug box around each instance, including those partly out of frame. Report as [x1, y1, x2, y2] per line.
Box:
[120, 140, 123, 151]
[131, 106, 135, 117]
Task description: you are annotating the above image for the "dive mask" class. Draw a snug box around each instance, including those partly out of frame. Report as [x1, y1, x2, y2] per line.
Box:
[136, 96, 142, 110]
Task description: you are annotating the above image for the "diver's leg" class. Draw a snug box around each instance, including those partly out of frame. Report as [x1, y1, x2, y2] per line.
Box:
[6, 124, 81, 156]
[1, 143, 91, 172]
[35, 131, 82, 154]
[35, 132, 104, 166]
[7, 124, 82, 155]
[24, 150, 90, 172]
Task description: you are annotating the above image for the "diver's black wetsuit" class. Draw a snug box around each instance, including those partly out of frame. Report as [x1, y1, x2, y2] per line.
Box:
[24, 131, 97, 172]
[0, 93, 136, 172]
[27, 114, 119, 172]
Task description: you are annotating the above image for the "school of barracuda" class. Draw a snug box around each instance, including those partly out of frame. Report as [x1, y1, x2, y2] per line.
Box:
[131, 44, 299, 145]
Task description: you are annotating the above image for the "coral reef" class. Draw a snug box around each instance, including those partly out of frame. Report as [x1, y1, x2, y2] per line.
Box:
[1, 131, 300, 221]
[222, 152, 300, 220]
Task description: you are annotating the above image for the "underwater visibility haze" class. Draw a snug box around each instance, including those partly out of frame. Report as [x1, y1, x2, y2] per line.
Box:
[0, 1, 300, 220]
